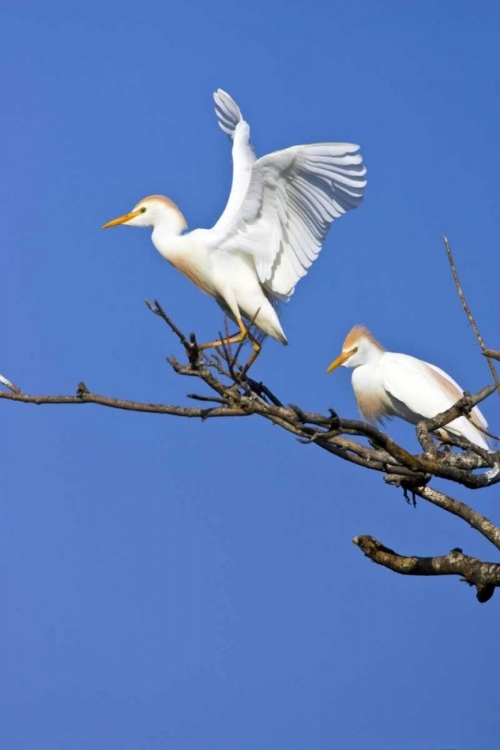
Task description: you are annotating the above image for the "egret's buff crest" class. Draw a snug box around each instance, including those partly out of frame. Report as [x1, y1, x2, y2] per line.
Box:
[343, 325, 384, 352]
[136, 195, 187, 230]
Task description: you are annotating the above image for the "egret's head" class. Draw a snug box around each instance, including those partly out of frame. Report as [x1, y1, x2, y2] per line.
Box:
[326, 325, 384, 373]
[102, 195, 187, 232]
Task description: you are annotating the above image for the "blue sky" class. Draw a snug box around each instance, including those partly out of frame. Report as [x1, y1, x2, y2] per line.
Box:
[2, 1, 499, 748]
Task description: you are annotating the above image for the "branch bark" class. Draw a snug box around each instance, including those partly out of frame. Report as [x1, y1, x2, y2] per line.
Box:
[354, 535, 500, 603]
[2, 302, 499, 603]
[484, 349, 500, 363]
[413, 486, 500, 551]
[444, 236, 500, 397]
[0, 383, 247, 420]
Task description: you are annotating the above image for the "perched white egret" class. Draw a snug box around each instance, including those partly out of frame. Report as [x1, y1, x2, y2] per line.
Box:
[102, 89, 367, 369]
[326, 325, 490, 450]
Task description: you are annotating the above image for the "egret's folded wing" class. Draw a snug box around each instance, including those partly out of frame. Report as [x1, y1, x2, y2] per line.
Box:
[425, 362, 488, 432]
[380, 353, 488, 444]
[212, 89, 257, 232]
[381, 354, 459, 419]
[216, 143, 367, 300]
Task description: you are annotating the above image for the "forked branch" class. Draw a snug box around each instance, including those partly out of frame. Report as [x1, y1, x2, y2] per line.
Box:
[1, 300, 499, 602]
[354, 535, 500, 603]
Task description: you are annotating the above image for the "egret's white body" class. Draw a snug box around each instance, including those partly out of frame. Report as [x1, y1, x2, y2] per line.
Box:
[327, 325, 490, 450]
[103, 90, 367, 365]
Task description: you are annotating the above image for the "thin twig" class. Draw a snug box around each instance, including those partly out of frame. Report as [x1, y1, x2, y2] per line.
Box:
[145, 299, 188, 345]
[483, 349, 500, 363]
[146, 299, 203, 367]
[444, 236, 500, 396]
[0, 386, 245, 419]
[246, 378, 284, 407]
[187, 393, 227, 404]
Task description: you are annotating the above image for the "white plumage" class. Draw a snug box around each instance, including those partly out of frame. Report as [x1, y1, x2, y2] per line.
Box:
[216, 142, 366, 301]
[103, 89, 367, 369]
[327, 325, 490, 450]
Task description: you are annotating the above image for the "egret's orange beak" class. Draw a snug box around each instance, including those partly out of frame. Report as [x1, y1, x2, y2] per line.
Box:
[326, 350, 352, 374]
[102, 210, 142, 229]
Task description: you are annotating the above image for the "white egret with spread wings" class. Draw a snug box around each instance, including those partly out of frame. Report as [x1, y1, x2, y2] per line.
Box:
[103, 90, 367, 370]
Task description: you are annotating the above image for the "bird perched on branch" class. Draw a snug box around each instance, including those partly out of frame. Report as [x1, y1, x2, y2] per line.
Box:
[102, 89, 367, 371]
[326, 325, 490, 450]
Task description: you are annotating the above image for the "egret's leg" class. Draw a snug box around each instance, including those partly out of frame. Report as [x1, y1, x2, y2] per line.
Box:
[197, 323, 248, 351]
[240, 331, 262, 375]
[195, 301, 262, 374]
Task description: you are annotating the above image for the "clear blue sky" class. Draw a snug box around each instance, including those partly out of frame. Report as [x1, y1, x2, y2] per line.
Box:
[2, 2, 499, 748]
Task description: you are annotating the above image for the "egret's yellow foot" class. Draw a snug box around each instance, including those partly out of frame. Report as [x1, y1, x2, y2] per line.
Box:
[239, 335, 262, 376]
[197, 316, 250, 351]
[197, 330, 247, 351]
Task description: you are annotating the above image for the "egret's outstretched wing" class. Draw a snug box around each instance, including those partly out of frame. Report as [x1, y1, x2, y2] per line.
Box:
[214, 89, 244, 138]
[380, 353, 488, 447]
[212, 89, 256, 232]
[214, 143, 367, 300]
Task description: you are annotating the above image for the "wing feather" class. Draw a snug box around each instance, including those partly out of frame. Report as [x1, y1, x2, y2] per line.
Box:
[211, 90, 257, 232]
[213, 89, 244, 138]
[380, 354, 488, 447]
[425, 362, 488, 432]
[214, 142, 366, 299]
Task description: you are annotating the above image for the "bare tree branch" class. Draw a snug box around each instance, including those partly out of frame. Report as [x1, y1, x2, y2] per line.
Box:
[2, 305, 499, 603]
[413, 486, 500, 550]
[418, 385, 496, 435]
[0, 382, 247, 419]
[416, 385, 499, 465]
[1, 354, 496, 490]
[444, 236, 500, 397]
[353, 535, 499, 603]
[484, 349, 500, 363]
[146, 299, 205, 368]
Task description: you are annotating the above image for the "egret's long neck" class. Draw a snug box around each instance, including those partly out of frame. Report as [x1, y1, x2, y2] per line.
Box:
[151, 208, 187, 261]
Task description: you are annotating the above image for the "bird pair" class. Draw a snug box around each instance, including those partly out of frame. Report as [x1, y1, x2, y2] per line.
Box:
[103, 89, 491, 452]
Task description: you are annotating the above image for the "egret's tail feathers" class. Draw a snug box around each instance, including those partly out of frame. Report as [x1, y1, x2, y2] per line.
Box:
[256, 292, 288, 345]
[213, 89, 243, 139]
[243, 313, 288, 347]
[447, 415, 490, 451]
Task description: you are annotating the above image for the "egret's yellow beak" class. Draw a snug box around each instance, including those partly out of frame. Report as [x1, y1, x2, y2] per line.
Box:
[326, 350, 352, 374]
[102, 210, 142, 229]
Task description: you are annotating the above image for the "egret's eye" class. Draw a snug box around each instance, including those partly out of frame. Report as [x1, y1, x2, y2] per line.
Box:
[352, 347, 358, 354]
[140, 207, 147, 213]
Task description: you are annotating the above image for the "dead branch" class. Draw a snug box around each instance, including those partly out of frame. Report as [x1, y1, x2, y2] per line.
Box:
[484, 349, 500, 363]
[0, 337, 497, 490]
[0, 383, 247, 419]
[353, 535, 500, 603]
[412, 485, 500, 551]
[2, 306, 499, 603]
[444, 236, 500, 397]
[416, 385, 498, 466]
